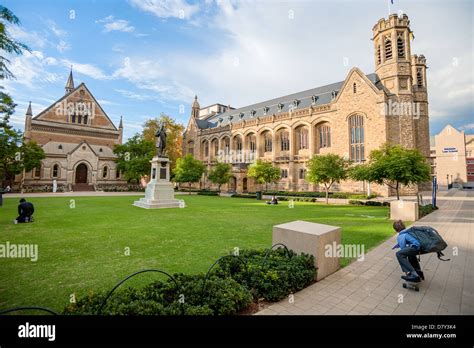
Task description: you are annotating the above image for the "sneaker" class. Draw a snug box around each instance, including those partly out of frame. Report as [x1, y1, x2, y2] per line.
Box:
[13, 219, 18, 224]
[401, 273, 421, 282]
[416, 270, 425, 280]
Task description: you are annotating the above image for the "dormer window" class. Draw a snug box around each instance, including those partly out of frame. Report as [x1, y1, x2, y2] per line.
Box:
[218, 117, 223, 124]
[250, 109, 256, 117]
[311, 95, 319, 104]
[293, 99, 300, 107]
[277, 103, 284, 112]
[58, 144, 63, 150]
[239, 113, 244, 119]
[331, 90, 339, 99]
[228, 115, 233, 121]
[263, 106, 269, 115]
[99, 148, 103, 153]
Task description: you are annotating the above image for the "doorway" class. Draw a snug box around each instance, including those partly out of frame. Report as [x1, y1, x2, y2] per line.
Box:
[75, 163, 88, 183]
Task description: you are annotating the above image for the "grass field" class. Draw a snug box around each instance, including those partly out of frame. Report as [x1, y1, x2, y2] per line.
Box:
[0, 195, 394, 312]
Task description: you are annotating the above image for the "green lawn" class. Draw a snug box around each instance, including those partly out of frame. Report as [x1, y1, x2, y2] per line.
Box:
[0, 195, 394, 312]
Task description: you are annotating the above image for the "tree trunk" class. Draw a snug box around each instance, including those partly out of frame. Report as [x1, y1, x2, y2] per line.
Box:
[396, 181, 400, 200]
[325, 186, 329, 205]
[189, 182, 192, 195]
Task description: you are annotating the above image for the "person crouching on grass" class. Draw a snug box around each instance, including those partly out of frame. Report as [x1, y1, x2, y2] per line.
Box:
[392, 220, 424, 282]
[14, 198, 35, 224]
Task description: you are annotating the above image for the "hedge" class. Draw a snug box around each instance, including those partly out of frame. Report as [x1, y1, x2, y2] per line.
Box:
[348, 200, 390, 207]
[419, 203, 438, 217]
[264, 191, 377, 200]
[63, 248, 316, 315]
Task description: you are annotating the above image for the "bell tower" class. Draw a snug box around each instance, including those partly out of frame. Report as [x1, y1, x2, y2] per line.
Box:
[373, 13, 413, 96]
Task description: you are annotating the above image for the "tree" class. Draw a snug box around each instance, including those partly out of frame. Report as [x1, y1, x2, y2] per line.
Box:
[208, 162, 232, 192]
[353, 143, 431, 200]
[0, 127, 45, 186]
[173, 154, 205, 193]
[142, 114, 184, 172]
[0, 5, 30, 80]
[0, 88, 15, 129]
[113, 134, 155, 183]
[247, 159, 281, 192]
[306, 154, 348, 204]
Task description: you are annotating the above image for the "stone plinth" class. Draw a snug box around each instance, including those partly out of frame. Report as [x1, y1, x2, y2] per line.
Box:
[133, 157, 183, 209]
[273, 220, 341, 281]
[390, 200, 419, 221]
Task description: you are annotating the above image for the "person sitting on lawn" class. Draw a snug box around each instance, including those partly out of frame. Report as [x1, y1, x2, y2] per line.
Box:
[15, 198, 35, 224]
[392, 220, 424, 282]
[266, 195, 278, 205]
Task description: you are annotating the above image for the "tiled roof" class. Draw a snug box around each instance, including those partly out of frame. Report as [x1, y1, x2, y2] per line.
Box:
[195, 73, 382, 129]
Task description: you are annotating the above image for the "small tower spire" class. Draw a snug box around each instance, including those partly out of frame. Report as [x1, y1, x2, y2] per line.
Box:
[65, 67, 74, 94]
[26, 101, 33, 116]
[119, 115, 123, 128]
[191, 95, 200, 119]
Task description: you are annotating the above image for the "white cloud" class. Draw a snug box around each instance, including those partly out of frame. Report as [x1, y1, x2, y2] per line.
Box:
[4, 50, 61, 89]
[129, 0, 199, 20]
[8, 25, 48, 49]
[96, 15, 135, 33]
[46, 20, 67, 38]
[61, 59, 110, 80]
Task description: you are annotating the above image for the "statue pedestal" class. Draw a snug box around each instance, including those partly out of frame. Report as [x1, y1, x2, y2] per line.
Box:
[133, 157, 183, 209]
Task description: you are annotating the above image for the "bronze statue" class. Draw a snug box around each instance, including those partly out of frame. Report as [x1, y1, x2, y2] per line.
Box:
[155, 124, 167, 157]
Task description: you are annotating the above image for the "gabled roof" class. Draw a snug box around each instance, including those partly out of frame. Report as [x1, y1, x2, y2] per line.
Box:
[195, 73, 383, 129]
[32, 82, 118, 131]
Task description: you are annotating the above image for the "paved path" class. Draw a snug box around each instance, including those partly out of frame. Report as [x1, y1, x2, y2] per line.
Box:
[256, 191, 474, 315]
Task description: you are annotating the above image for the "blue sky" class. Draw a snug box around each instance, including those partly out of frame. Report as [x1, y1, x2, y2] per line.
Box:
[3, 0, 473, 140]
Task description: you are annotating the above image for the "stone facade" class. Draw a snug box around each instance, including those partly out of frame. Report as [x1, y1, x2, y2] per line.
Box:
[183, 14, 430, 197]
[17, 70, 126, 191]
[431, 125, 474, 189]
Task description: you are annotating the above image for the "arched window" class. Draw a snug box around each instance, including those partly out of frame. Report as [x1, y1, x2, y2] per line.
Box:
[384, 37, 392, 60]
[264, 133, 272, 152]
[187, 141, 194, 156]
[78, 115, 82, 124]
[204, 141, 209, 157]
[353, 83, 357, 94]
[397, 35, 405, 58]
[377, 45, 381, 64]
[83, 115, 88, 124]
[224, 137, 230, 154]
[116, 169, 120, 179]
[102, 166, 108, 179]
[248, 135, 256, 152]
[52, 164, 59, 178]
[213, 139, 219, 156]
[34, 166, 41, 178]
[348, 115, 365, 163]
[281, 169, 288, 178]
[416, 68, 423, 87]
[280, 131, 290, 151]
[318, 124, 331, 149]
[236, 137, 242, 152]
[297, 128, 308, 150]
[71, 115, 76, 123]
[299, 168, 307, 180]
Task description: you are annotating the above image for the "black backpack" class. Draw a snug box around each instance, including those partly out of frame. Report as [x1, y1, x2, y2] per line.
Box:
[407, 226, 450, 261]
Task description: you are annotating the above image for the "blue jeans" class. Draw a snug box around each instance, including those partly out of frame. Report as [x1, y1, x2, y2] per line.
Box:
[396, 246, 421, 274]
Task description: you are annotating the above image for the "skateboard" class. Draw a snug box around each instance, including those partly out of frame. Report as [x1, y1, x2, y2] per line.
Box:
[402, 281, 420, 291]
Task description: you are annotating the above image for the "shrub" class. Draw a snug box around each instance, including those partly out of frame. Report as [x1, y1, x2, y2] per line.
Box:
[231, 194, 257, 199]
[63, 273, 251, 316]
[63, 248, 316, 315]
[214, 249, 316, 302]
[197, 191, 219, 196]
[419, 203, 438, 217]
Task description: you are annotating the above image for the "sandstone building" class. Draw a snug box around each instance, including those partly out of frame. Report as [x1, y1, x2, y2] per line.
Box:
[183, 14, 430, 196]
[19, 70, 126, 191]
[430, 125, 474, 190]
